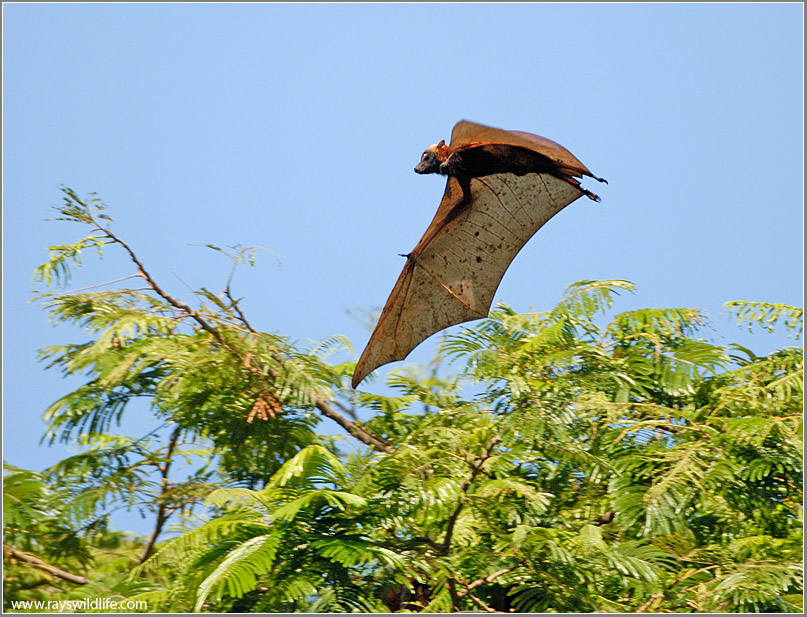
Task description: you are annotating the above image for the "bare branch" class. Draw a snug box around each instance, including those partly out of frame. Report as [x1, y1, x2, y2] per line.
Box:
[3, 544, 91, 585]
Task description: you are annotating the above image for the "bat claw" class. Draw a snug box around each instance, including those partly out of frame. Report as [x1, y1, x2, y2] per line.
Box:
[581, 188, 601, 202]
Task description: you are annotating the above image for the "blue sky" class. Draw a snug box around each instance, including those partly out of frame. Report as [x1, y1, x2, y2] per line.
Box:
[2, 3, 803, 517]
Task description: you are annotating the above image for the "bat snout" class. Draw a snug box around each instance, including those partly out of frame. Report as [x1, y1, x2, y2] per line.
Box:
[414, 159, 439, 174]
[415, 148, 443, 175]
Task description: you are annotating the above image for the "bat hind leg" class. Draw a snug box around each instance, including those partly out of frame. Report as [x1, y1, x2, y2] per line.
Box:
[580, 186, 601, 202]
[457, 175, 474, 207]
[560, 174, 601, 202]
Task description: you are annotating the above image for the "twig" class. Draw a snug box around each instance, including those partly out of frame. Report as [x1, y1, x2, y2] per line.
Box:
[169, 267, 196, 294]
[99, 224, 232, 349]
[459, 568, 513, 596]
[3, 544, 90, 585]
[224, 286, 258, 334]
[56, 274, 142, 296]
[332, 398, 361, 422]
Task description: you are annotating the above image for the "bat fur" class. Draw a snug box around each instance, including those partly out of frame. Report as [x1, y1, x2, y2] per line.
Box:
[416, 140, 603, 203]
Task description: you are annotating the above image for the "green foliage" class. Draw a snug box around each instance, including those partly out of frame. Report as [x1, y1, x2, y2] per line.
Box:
[3, 462, 153, 610]
[33, 190, 347, 495]
[134, 446, 397, 612]
[725, 300, 803, 340]
[139, 278, 802, 611]
[7, 190, 802, 612]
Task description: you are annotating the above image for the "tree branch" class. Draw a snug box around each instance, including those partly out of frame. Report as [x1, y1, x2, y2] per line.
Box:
[224, 286, 259, 335]
[440, 435, 499, 554]
[467, 590, 497, 613]
[332, 398, 361, 422]
[99, 225, 233, 349]
[95, 220, 392, 453]
[458, 568, 513, 596]
[447, 577, 463, 613]
[138, 426, 182, 564]
[3, 544, 90, 585]
[398, 536, 443, 552]
[315, 398, 392, 452]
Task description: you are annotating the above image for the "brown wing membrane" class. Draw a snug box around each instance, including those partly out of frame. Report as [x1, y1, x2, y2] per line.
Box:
[351, 172, 584, 387]
[450, 120, 601, 181]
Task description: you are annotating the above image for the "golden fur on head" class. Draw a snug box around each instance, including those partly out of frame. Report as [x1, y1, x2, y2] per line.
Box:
[424, 140, 450, 161]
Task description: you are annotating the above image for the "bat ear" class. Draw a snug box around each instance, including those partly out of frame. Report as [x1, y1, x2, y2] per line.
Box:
[436, 140, 450, 160]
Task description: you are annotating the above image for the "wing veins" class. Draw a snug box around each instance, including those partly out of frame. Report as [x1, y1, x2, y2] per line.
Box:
[494, 176, 533, 225]
[411, 259, 483, 315]
[468, 206, 520, 240]
[477, 176, 527, 229]
[458, 218, 507, 243]
[536, 174, 562, 212]
[455, 228, 499, 258]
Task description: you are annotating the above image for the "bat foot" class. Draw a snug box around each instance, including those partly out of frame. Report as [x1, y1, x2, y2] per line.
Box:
[582, 188, 601, 202]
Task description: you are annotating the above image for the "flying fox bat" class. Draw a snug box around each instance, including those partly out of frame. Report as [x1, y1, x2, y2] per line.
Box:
[351, 120, 605, 388]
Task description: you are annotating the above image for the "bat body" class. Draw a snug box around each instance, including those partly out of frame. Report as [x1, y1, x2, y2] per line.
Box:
[415, 134, 604, 204]
[352, 121, 605, 388]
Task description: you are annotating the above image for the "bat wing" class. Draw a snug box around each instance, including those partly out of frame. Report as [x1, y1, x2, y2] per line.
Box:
[351, 171, 584, 388]
[450, 120, 602, 181]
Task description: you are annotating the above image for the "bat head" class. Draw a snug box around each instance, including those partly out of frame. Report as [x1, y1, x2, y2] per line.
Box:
[414, 140, 449, 175]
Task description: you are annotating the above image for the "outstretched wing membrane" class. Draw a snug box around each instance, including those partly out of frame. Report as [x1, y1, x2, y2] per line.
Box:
[352, 171, 583, 387]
